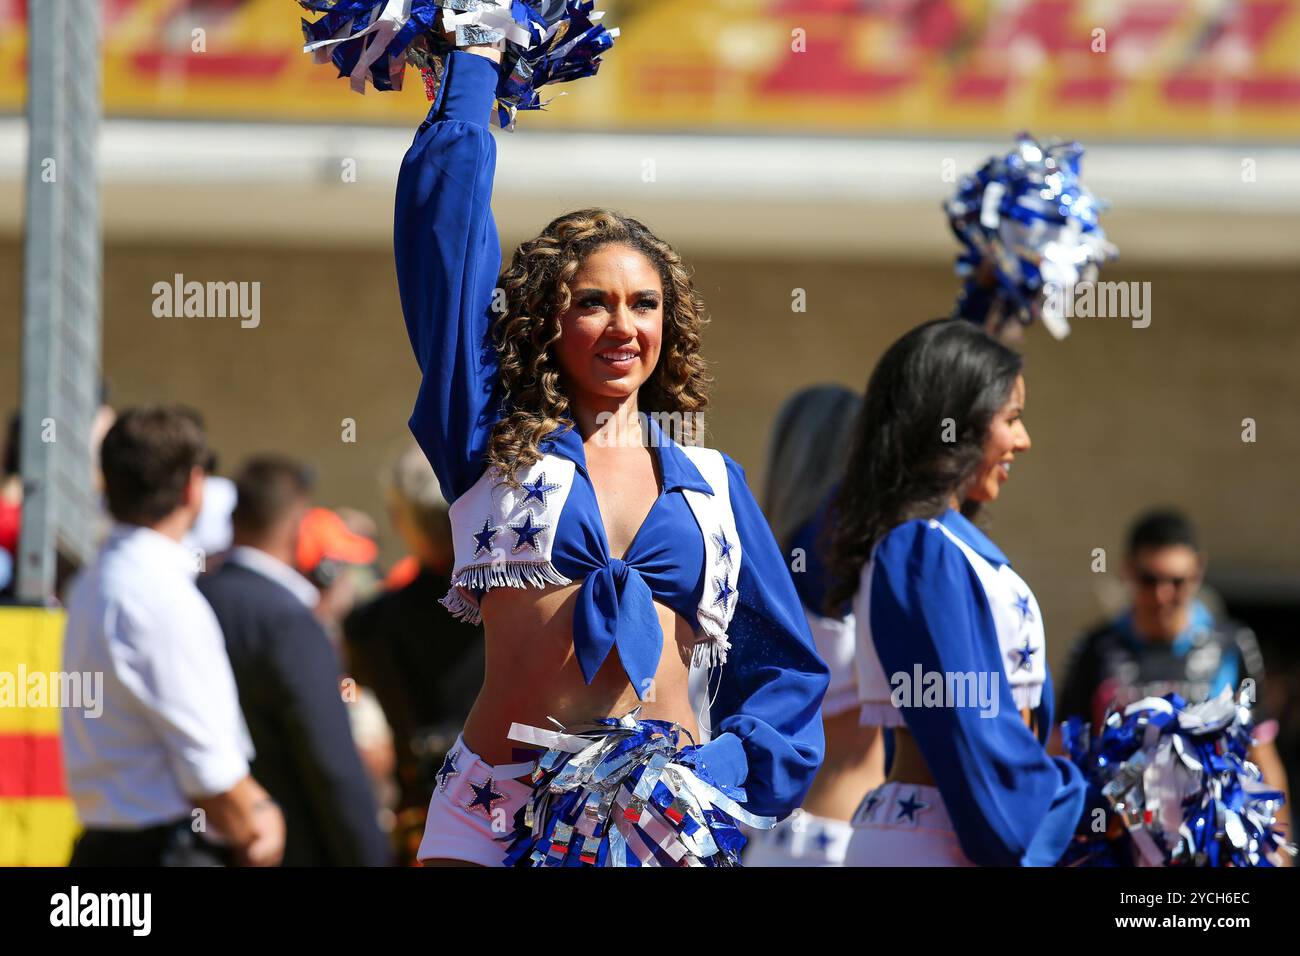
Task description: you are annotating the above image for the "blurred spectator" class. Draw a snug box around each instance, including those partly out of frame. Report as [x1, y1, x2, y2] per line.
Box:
[89, 387, 116, 497]
[0, 412, 19, 597]
[61, 406, 284, 866]
[343, 444, 484, 864]
[185, 467, 237, 560]
[745, 384, 879, 867]
[335, 506, 380, 544]
[1059, 508, 1290, 829]
[6, 388, 118, 599]
[296, 505, 379, 638]
[293, 504, 398, 827]
[87, 386, 119, 549]
[198, 456, 390, 866]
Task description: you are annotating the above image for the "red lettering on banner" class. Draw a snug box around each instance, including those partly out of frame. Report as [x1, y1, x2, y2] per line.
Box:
[131, 51, 289, 82]
[761, 37, 916, 97]
[977, 0, 1081, 55]
[769, 0, 964, 51]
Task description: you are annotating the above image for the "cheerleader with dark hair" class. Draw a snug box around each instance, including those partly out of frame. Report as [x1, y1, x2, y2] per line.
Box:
[827, 319, 1086, 866]
[745, 385, 885, 867]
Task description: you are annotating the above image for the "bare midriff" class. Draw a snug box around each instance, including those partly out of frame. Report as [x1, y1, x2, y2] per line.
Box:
[459, 580, 702, 771]
[887, 708, 1037, 789]
[801, 710, 885, 821]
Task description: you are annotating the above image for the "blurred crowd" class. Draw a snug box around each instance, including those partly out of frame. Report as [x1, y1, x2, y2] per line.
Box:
[3, 398, 481, 866]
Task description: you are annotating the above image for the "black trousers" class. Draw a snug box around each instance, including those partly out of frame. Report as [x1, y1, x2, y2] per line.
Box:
[69, 818, 233, 867]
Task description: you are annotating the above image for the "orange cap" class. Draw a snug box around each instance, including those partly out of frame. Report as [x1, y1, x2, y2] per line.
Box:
[384, 554, 421, 591]
[296, 507, 379, 574]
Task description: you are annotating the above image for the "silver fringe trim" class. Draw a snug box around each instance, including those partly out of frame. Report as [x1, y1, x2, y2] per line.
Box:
[690, 633, 731, 669]
[439, 559, 574, 623]
[439, 586, 484, 624]
[1011, 684, 1042, 712]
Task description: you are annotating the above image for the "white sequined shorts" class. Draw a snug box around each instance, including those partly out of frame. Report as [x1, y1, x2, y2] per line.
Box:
[417, 734, 536, 867]
[842, 782, 975, 867]
[743, 809, 854, 867]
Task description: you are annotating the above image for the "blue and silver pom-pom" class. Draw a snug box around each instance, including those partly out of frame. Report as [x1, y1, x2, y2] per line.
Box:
[1060, 686, 1293, 867]
[298, 0, 618, 128]
[501, 710, 775, 866]
[947, 133, 1117, 340]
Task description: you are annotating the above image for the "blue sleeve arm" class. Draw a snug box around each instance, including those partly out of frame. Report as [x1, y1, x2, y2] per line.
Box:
[870, 519, 1086, 866]
[692, 456, 828, 819]
[394, 50, 503, 502]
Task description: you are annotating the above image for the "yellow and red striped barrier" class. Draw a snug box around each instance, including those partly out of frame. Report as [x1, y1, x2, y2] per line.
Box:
[0, 607, 79, 867]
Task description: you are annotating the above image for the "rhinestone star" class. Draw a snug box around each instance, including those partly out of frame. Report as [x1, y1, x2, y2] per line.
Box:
[508, 513, 546, 553]
[712, 575, 735, 611]
[1012, 591, 1034, 625]
[712, 529, 734, 566]
[1013, 637, 1038, 672]
[435, 750, 460, 792]
[520, 473, 561, 508]
[465, 777, 506, 816]
[472, 517, 498, 558]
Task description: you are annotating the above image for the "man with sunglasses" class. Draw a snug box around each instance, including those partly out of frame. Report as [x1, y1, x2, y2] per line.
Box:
[1059, 509, 1289, 827]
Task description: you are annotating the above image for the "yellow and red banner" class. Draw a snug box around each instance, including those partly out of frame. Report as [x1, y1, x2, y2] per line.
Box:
[0, 0, 1298, 136]
[0, 607, 78, 867]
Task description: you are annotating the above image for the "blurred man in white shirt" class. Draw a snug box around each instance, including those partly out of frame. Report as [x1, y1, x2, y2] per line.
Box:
[61, 406, 284, 866]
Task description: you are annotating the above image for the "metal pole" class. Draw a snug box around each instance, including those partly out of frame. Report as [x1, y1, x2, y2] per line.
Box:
[17, 0, 102, 603]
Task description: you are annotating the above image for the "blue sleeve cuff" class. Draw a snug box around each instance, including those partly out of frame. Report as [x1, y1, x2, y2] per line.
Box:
[692, 732, 748, 791]
[435, 50, 499, 126]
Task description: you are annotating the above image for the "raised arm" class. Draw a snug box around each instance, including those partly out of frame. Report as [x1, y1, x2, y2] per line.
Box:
[693, 455, 829, 820]
[394, 49, 504, 502]
[870, 519, 1087, 866]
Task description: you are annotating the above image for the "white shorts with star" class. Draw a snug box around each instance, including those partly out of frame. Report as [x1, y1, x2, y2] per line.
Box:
[843, 782, 976, 867]
[417, 734, 535, 866]
[744, 809, 854, 867]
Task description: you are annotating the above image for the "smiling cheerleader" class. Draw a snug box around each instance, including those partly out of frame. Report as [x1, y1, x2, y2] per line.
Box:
[297, 0, 828, 866]
[827, 319, 1087, 866]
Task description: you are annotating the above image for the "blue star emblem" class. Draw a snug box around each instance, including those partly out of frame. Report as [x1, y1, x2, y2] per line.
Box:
[712, 529, 734, 566]
[813, 827, 834, 851]
[712, 575, 735, 611]
[862, 792, 881, 819]
[465, 777, 506, 816]
[435, 750, 460, 791]
[896, 791, 928, 822]
[1013, 637, 1038, 671]
[521, 473, 561, 508]
[508, 513, 546, 553]
[472, 517, 498, 558]
[1012, 591, 1034, 625]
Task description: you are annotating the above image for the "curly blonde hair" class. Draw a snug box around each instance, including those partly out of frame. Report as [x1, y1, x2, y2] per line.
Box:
[486, 209, 712, 483]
